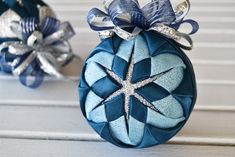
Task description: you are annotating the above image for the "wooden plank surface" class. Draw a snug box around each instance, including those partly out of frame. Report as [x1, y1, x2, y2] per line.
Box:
[0, 105, 234, 144]
[1, 78, 235, 108]
[0, 139, 234, 157]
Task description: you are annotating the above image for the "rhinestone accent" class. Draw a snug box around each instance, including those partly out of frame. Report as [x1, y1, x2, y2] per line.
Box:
[153, 24, 180, 40]
[98, 30, 114, 39]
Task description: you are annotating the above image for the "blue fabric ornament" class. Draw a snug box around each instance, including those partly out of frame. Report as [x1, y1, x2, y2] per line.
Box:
[0, 0, 76, 88]
[79, 31, 196, 148]
[79, 0, 199, 148]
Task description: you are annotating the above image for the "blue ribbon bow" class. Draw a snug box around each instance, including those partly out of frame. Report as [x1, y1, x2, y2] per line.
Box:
[87, 0, 199, 50]
[0, 16, 75, 88]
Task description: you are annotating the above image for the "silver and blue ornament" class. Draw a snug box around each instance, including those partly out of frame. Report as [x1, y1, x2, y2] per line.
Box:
[79, 0, 199, 148]
[0, 0, 76, 88]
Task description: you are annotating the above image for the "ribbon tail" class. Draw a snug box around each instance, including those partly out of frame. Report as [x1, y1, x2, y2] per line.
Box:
[175, 32, 194, 50]
[19, 63, 44, 88]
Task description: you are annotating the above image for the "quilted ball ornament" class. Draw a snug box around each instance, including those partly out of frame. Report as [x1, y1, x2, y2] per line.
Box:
[0, 0, 76, 88]
[79, 31, 197, 148]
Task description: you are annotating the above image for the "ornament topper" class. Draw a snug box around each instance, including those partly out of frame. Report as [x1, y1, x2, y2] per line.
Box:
[87, 0, 199, 50]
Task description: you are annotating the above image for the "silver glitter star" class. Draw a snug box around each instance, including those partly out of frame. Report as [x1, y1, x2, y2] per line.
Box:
[105, 56, 172, 120]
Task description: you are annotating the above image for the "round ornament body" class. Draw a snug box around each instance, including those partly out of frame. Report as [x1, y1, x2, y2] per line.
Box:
[79, 31, 197, 148]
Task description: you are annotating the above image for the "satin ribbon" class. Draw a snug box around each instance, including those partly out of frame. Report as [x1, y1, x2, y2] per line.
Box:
[0, 16, 75, 88]
[87, 0, 199, 50]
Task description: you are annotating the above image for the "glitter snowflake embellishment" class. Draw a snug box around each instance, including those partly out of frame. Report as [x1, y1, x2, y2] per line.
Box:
[105, 56, 171, 120]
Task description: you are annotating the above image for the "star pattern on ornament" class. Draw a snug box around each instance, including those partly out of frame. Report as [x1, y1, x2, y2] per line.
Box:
[104, 55, 172, 120]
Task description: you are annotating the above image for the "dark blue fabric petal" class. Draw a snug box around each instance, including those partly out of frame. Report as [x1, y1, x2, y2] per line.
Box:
[172, 68, 195, 96]
[91, 35, 123, 58]
[79, 66, 91, 117]
[129, 96, 147, 123]
[137, 126, 160, 148]
[105, 94, 125, 122]
[79, 87, 90, 117]
[100, 123, 131, 148]
[112, 35, 124, 53]
[89, 121, 107, 135]
[112, 56, 128, 79]
[143, 123, 184, 145]
[92, 76, 121, 99]
[131, 58, 151, 83]
[173, 95, 193, 118]
[89, 38, 115, 57]
[141, 31, 178, 57]
[136, 82, 170, 102]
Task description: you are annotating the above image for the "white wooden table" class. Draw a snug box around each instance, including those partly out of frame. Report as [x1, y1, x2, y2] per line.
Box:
[0, 0, 235, 156]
